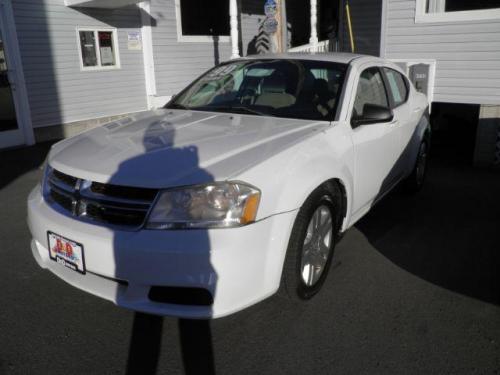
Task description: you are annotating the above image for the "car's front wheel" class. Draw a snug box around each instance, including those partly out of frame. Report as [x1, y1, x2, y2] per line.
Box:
[280, 182, 342, 300]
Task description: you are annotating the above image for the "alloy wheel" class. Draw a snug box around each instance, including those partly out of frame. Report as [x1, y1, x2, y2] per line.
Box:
[300, 205, 333, 287]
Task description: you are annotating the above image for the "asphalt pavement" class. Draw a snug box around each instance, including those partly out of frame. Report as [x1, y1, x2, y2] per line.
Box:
[0, 141, 499, 375]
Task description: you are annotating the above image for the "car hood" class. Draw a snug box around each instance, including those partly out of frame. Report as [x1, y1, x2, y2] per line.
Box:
[49, 109, 329, 188]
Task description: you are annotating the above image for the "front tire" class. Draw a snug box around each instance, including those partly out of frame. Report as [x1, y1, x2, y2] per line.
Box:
[280, 183, 341, 301]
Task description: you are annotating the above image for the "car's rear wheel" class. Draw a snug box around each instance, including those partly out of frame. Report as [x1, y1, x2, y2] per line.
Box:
[404, 140, 428, 192]
[280, 182, 342, 300]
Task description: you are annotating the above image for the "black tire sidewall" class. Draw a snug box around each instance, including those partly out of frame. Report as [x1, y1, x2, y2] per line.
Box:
[405, 140, 428, 192]
[281, 184, 340, 301]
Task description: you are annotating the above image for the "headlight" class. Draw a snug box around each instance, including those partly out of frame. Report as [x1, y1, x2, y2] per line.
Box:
[40, 158, 52, 194]
[146, 182, 261, 229]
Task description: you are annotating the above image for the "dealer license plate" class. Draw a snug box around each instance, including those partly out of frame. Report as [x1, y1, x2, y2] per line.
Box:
[47, 232, 86, 274]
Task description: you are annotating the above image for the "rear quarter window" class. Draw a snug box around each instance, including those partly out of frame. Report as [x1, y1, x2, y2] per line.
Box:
[384, 68, 409, 108]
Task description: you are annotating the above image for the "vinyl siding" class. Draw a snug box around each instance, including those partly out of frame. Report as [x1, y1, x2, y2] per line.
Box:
[384, 0, 500, 105]
[13, 0, 147, 128]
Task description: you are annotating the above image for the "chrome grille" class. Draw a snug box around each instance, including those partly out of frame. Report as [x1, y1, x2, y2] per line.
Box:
[44, 168, 158, 229]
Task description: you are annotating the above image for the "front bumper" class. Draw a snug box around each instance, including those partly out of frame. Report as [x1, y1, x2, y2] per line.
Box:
[27, 186, 297, 319]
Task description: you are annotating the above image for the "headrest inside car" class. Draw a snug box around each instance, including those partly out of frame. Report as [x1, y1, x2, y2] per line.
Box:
[261, 73, 287, 94]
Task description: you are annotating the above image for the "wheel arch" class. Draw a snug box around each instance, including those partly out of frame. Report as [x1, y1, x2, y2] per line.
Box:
[319, 178, 349, 234]
[268, 153, 355, 232]
[280, 171, 352, 234]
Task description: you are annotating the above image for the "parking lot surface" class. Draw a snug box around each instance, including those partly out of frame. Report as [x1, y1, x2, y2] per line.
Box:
[0, 142, 499, 375]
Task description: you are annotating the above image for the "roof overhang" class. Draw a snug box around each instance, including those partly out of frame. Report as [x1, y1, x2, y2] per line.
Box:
[64, 0, 142, 8]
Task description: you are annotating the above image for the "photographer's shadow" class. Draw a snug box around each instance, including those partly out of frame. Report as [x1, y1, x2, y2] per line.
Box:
[102, 112, 217, 375]
[126, 314, 215, 375]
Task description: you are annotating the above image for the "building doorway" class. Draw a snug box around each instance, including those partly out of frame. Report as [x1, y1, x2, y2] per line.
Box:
[0, 1, 33, 149]
[318, 0, 341, 50]
[0, 29, 18, 132]
[286, 0, 342, 49]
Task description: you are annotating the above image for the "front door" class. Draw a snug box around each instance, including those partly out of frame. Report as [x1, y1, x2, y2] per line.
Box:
[0, 3, 27, 148]
[350, 66, 400, 214]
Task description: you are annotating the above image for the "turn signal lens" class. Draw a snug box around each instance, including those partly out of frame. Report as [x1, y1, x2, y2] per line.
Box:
[241, 194, 260, 225]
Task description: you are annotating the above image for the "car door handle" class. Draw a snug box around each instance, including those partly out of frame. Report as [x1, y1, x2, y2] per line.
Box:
[414, 107, 423, 113]
[389, 120, 399, 128]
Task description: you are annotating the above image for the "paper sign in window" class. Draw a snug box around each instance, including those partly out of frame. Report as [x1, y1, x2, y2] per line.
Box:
[127, 31, 142, 50]
[100, 47, 114, 65]
[98, 32, 115, 66]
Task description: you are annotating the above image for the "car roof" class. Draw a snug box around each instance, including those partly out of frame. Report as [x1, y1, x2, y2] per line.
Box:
[240, 52, 382, 65]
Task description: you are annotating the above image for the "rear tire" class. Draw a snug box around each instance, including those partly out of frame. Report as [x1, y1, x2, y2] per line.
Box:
[280, 182, 342, 301]
[404, 140, 428, 193]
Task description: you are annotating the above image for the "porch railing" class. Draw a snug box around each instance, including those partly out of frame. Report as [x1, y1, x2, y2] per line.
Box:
[287, 40, 333, 53]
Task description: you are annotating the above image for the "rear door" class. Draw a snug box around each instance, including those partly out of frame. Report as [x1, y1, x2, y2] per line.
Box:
[350, 66, 400, 214]
[382, 67, 418, 176]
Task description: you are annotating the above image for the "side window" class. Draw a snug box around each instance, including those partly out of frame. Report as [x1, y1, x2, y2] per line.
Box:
[383, 68, 409, 108]
[352, 68, 389, 119]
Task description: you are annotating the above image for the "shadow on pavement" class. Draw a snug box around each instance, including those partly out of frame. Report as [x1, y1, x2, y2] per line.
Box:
[126, 313, 164, 375]
[178, 319, 216, 375]
[356, 155, 500, 306]
[0, 141, 55, 190]
[125, 314, 215, 375]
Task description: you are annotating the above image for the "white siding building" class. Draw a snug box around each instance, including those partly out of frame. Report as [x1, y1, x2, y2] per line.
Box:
[0, 0, 264, 148]
[1, 0, 499, 166]
[381, 0, 500, 166]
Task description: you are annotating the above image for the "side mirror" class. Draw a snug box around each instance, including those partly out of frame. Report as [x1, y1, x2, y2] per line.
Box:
[351, 104, 394, 127]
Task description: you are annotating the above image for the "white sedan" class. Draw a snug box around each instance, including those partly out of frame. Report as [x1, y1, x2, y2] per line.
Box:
[28, 53, 430, 318]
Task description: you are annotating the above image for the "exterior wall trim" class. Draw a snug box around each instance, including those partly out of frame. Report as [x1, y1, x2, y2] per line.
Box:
[139, 1, 157, 108]
[379, 0, 387, 57]
[415, 0, 500, 23]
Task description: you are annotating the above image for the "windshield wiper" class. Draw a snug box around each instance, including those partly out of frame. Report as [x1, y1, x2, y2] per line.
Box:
[228, 106, 268, 116]
[188, 105, 269, 117]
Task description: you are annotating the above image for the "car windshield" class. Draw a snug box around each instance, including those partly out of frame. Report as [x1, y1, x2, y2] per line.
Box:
[166, 59, 348, 121]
